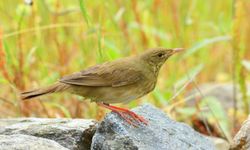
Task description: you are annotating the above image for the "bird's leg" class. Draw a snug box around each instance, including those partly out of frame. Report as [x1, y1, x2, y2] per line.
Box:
[97, 102, 148, 126]
[111, 109, 139, 127]
[104, 104, 148, 124]
[97, 103, 139, 127]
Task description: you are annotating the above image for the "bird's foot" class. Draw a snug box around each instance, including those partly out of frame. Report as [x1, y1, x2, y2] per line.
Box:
[111, 109, 140, 127]
[97, 103, 148, 127]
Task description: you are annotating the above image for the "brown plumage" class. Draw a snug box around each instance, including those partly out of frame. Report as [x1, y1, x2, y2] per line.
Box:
[21, 47, 183, 126]
[21, 83, 69, 100]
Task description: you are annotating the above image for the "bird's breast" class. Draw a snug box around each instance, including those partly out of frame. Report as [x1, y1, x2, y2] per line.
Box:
[138, 79, 156, 96]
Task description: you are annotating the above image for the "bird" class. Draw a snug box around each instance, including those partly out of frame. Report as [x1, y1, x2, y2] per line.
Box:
[21, 47, 183, 127]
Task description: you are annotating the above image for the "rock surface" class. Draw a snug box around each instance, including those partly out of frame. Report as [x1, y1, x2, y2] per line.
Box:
[91, 104, 215, 150]
[0, 118, 97, 150]
[207, 136, 230, 150]
[230, 116, 250, 150]
[186, 83, 250, 110]
[0, 134, 68, 150]
[0, 105, 219, 150]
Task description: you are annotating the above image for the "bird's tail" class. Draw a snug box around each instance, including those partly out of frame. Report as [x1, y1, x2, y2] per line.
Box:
[21, 82, 69, 100]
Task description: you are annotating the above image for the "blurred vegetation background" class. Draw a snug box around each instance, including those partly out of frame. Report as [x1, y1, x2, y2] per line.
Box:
[0, 0, 249, 140]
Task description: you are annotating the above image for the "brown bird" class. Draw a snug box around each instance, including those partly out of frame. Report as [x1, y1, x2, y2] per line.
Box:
[21, 47, 183, 126]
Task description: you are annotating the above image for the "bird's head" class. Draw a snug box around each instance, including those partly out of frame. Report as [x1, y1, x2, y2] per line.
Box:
[140, 47, 184, 69]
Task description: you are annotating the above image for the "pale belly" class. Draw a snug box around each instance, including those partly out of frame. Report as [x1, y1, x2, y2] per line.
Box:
[68, 81, 156, 104]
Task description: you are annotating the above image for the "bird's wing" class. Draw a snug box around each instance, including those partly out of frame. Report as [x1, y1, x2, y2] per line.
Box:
[59, 62, 143, 87]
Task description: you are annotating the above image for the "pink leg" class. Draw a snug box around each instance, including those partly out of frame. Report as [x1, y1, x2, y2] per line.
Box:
[97, 103, 148, 126]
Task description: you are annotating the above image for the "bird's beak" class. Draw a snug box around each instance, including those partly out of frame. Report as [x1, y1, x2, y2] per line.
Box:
[170, 48, 184, 55]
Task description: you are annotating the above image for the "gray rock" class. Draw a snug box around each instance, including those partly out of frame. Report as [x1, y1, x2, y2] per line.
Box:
[91, 104, 215, 150]
[0, 118, 97, 150]
[206, 136, 230, 150]
[186, 83, 250, 110]
[230, 116, 250, 150]
[0, 134, 68, 150]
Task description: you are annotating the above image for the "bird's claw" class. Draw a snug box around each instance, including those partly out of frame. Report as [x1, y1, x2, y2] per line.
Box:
[98, 103, 148, 127]
[112, 110, 148, 127]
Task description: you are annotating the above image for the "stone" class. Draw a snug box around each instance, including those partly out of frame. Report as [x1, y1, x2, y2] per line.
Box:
[207, 136, 230, 150]
[0, 118, 97, 150]
[230, 116, 250, 150]
[0, 134, 68, 150]
[186, 83, 250, 110]
[91, 104, 215, 150]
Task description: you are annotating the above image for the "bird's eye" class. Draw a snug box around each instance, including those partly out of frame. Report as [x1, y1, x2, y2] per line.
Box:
[157, 53, 164, 58]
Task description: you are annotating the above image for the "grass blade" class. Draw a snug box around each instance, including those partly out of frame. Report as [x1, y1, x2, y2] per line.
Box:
[181, 36, 232, 59]
[78, 0, 90, 26]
